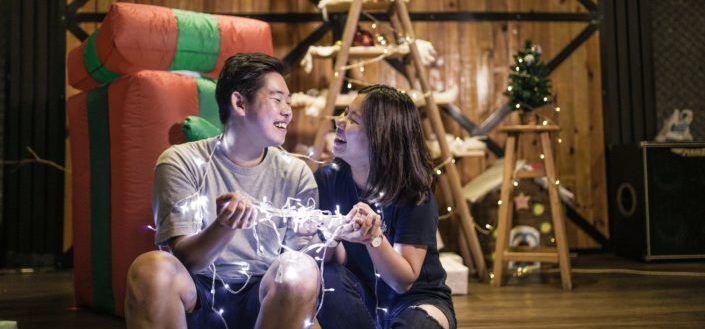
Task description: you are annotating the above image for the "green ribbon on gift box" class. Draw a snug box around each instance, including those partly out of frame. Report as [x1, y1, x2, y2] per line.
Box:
[86, 84, 114, 313]
[170, 9, 220, 72]
[83, 31, 120, 86]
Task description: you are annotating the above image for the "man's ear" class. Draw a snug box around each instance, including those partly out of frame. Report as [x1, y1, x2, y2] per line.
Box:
[230, 91, 247, 117]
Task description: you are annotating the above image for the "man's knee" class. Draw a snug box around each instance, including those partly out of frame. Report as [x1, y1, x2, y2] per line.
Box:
[126, 251, 187, 300]
[273, 252, 319, 299]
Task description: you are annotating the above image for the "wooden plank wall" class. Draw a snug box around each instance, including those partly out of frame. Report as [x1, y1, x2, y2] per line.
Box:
[65, 0, 607, 249]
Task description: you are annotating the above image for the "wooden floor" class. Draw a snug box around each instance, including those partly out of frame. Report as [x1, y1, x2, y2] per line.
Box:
[1, 254, 704, 328]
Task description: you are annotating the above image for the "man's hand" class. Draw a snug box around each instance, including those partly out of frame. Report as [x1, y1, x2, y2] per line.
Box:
[337, 202, 382, 244]
[215, 192, 257, 230]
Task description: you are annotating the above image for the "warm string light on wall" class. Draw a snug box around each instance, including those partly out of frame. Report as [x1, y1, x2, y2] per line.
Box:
[433, 103, 566, 241]
[333, 10, 422, 91]
[499, 103, 565, 251]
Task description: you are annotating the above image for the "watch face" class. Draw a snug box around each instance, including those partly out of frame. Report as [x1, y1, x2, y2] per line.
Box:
[371, 236, 382, 248]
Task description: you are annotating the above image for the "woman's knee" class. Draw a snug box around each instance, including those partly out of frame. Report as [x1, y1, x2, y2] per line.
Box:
[407, 305, 451, 329]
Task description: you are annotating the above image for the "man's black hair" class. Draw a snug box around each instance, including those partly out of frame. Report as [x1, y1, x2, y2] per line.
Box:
[215, 53, 288, 124]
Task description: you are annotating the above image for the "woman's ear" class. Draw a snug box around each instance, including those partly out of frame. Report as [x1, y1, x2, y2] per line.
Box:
[230, 91, 247, 117]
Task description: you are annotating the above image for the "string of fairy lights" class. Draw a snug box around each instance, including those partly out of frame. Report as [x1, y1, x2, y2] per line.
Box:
[159, 130, 398, 328]
[147, 10, 577, 327]
[160, 135, 354, 328]
[430, 39, 570, 259]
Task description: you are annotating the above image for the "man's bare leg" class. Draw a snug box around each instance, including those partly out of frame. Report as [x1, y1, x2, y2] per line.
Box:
[125, 251, 198, 329]
[256, 251, 320, 329]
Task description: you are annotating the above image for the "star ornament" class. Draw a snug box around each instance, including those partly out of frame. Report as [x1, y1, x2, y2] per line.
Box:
[514, 192, 531, 210]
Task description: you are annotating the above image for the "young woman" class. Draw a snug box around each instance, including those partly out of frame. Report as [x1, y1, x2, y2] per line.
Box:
[315, 85, 456, 329]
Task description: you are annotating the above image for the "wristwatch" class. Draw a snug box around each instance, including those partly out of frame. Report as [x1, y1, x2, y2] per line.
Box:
[370, 234, 383, 248]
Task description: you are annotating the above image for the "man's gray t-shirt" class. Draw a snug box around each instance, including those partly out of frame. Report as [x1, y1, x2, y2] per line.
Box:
[153, 137, 318, 282]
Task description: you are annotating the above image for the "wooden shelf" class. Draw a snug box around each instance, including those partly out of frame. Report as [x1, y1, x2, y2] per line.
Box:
[499, 124, 560, 133]
[291, 88, 456, 110]
[321, 0, 391, 13]
[310, 45, 407, 60]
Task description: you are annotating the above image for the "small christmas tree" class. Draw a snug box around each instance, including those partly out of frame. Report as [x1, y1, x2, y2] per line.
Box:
[504, 40, 552, 113]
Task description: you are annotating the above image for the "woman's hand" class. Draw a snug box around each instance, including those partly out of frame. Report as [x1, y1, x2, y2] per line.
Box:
[338, 202, 382, 244]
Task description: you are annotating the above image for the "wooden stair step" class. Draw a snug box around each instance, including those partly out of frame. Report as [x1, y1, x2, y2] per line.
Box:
[514, 169, 546, 179]
[503, 249, 560, 263]
[311, 45, 407, 59]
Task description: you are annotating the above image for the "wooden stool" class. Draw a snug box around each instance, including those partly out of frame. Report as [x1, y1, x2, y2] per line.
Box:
[491, 125, 572, 290]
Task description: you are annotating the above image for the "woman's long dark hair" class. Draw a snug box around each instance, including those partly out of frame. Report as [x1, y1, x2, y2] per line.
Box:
[358, 85, 433, 206]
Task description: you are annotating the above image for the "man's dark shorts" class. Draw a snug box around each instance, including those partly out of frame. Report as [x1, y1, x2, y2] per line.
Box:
[186, 273, 262, 329]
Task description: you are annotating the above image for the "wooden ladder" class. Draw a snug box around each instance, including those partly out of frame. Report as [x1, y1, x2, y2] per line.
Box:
[492, 125, 572, 290]
[309, 0, 488, 279]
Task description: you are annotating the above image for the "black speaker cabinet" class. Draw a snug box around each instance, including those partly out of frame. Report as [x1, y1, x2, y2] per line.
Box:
[608, 142, 705, 261]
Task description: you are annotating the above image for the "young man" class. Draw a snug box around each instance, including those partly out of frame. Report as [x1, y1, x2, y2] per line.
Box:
[124, 53, 320, 329]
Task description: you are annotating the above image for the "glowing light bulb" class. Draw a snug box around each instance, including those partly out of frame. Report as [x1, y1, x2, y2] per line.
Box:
[282, 153, 292, 163]
[194, 157, 204, 167]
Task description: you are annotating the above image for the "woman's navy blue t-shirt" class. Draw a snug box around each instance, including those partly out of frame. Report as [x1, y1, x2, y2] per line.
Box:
[315, 160, 452, 309]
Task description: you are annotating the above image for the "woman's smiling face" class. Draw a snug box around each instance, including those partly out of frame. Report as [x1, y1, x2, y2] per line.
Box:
[333, 94, 369, 166]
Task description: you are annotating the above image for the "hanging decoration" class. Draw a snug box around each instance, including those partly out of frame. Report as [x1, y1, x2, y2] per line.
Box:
[513, 192, 531, 211]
